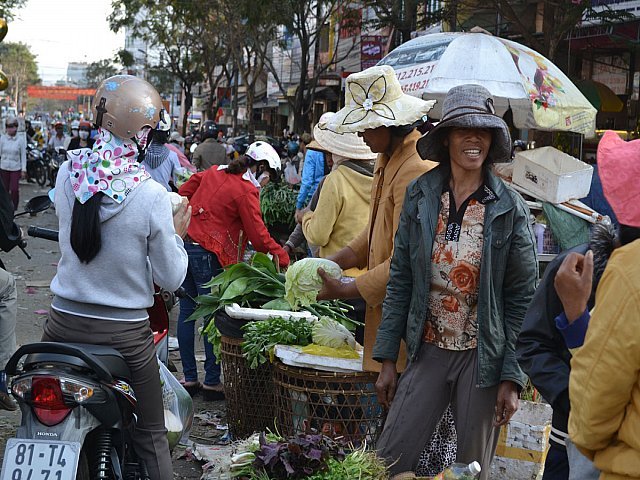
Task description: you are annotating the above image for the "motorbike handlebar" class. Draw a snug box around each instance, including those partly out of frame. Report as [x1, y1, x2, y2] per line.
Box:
[27, 226, 59, 242]
[5, 342, 114, 383]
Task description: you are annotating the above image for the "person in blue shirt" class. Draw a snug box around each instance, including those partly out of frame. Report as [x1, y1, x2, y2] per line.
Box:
[295, 132, 327, 214]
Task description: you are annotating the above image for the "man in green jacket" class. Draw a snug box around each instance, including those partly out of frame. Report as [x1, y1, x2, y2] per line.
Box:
[374, 85, 537, 479]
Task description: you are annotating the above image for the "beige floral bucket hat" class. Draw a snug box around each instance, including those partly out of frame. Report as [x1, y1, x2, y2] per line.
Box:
[318, 65, 436, 134]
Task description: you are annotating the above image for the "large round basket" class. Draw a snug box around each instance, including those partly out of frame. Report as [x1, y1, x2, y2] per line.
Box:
[219, 336, 276, 439]
[272, 361, 384, 447]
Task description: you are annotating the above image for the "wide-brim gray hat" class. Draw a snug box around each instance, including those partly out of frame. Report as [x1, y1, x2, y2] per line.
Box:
[417, 84, 511, 163]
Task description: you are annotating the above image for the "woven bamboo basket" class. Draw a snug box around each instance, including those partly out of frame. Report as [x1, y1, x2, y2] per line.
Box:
[272, 361, 384, 447]
[219, 335, 276, 439]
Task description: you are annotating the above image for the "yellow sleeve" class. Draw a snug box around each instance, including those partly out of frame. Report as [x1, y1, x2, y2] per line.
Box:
[569, 262, 640, 459]
[301, 174, 341, 248]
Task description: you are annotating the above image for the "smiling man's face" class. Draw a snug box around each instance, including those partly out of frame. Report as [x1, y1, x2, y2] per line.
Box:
[446, 127, 492, 173]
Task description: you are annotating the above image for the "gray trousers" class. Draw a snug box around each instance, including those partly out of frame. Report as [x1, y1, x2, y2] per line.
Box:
[377, 343, 499, 480]
[0, 268, 17, 370]
[42, 309, 173, 480]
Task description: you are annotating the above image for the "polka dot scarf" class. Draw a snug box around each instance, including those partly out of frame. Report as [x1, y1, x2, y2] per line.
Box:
[68, 127, 151, 204]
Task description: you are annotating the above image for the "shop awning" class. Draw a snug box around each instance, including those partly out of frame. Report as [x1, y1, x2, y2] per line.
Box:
[568, 20, 640, 51]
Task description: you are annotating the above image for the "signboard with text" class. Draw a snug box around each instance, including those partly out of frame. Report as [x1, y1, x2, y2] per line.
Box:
[361, 36, 385, 70]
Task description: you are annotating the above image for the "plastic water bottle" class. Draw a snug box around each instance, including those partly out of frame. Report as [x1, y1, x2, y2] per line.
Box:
[440, 461, 482, 479]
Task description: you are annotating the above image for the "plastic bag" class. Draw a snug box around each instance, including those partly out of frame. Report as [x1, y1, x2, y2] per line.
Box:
[284, 161, 301, 184]
[158, 359, 193, 450]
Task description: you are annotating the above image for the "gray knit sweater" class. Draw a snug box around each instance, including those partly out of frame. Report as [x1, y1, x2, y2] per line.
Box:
[51, 161, 188, 321]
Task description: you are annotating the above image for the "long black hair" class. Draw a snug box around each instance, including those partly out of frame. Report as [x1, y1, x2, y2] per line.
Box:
[70, 193, 103, 263]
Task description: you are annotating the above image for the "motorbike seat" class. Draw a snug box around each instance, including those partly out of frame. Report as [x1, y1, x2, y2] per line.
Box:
[24, 343, 132, 381]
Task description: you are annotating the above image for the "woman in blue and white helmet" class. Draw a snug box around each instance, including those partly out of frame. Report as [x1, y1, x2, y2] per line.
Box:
[245, 140, 281, 188]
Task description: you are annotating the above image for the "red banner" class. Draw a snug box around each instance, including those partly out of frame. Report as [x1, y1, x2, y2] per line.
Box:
[26, 86, 96, 100]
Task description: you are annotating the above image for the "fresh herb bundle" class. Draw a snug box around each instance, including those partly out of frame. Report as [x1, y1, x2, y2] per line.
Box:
[260, 182, 299, 229]
[241, 316, 312, 369]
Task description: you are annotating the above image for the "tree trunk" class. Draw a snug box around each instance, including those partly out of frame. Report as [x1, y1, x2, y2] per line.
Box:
[246, 84, 255, 135]
[232, 68, 239, 136]
[207, 72, 216, 121]
[181, 88, 192, 137]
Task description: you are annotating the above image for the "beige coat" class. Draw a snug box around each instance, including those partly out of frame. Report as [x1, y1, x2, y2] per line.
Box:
[348, 130, 437, 372]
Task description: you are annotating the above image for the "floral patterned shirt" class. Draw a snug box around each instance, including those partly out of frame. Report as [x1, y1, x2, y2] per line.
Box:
[423, 183, 498, 350]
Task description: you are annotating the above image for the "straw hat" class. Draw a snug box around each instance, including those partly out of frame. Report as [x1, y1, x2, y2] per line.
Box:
[416, 84, 512, 164]
[308, 112, 377, 160]
[318, 65, 436, 134]
[597, 130, 640, 227]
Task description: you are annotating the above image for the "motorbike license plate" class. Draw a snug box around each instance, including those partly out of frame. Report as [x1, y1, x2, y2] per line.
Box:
[1, 439, 80, 480]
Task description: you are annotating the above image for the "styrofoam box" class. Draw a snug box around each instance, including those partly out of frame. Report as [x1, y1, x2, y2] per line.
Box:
[512, 147, 593, 204]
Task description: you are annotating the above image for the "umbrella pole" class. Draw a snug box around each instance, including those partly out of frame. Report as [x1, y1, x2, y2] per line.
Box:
[580, 135, 583, 161]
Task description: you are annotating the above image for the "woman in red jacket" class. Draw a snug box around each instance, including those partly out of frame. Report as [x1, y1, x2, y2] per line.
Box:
[177, 143, 289, 399]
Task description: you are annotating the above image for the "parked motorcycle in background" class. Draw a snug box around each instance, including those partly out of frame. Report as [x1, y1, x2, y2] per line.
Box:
[26, 143, 48, 187]
[47, 147, 65, 187]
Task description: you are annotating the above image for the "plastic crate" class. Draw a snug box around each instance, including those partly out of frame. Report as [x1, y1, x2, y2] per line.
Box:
[513, 147, 593, 204]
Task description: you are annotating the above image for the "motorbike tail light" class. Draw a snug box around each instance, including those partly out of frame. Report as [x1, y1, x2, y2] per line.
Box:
[11, 377, 32, 400]
[59, 378, 94, 403]
[31, 376, 71, 426]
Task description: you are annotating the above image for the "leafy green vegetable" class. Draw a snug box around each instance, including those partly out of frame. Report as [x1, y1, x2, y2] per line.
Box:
[285, 258, 342, 310]
[241, 316, 312, 369]
[261, 298, 292, 311]
[306, 446, 388, 480]
[312, 316, 356, 349]
[260, 182, 299, 229]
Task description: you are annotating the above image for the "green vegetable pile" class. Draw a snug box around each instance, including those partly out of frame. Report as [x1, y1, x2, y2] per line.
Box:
[223, 431, 389, 480]
[242, 317, 312, 369]
[260, 182, 299, 229]
[191, 253, 356, 362]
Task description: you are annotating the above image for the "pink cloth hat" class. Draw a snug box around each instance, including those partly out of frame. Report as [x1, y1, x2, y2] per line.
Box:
[598, 130, 640, 227]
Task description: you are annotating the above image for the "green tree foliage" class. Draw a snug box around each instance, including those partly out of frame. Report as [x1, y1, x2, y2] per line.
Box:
[0, 41, 40, 109]
[363, 0, 447, 50]
[0, 0, 27, 21]
[110, 0, 206, 135]
[262, 0, 361, 132]
[84, 58, 118, 88]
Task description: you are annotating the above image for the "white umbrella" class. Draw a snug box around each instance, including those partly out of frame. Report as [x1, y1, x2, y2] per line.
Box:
[378, 32, 597, 137]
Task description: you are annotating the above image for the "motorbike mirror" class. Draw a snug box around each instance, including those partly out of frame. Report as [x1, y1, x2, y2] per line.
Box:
[14, 195, 52, 217]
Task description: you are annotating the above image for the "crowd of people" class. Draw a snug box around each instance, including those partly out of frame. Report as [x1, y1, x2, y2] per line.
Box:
[0, 64, 638, 480]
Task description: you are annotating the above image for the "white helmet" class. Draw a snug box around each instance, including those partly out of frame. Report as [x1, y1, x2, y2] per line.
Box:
[245, 141, 281, 171]
[156, 109, 171, 132]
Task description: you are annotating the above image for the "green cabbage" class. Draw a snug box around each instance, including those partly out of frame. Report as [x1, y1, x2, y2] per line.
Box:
[284, 258, 342, 310]
[312, 316, 356, 349]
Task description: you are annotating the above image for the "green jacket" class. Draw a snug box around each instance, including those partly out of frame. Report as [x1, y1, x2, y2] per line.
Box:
[372, 165, 537, 388]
